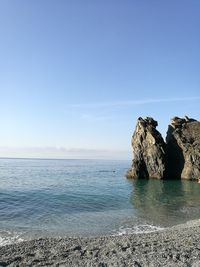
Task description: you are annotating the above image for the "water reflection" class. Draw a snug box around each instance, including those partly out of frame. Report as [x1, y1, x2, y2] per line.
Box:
[129, 179, 200, 227]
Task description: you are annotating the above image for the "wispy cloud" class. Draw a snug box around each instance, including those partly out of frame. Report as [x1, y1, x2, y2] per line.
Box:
[80, 114, 112, 122]
[68, 96, 200, 108]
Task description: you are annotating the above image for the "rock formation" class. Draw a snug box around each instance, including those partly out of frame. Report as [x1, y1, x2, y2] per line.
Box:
[166, 116, 200, 179]
[126, 117, 166, 179]
[127, 116, 200, 180]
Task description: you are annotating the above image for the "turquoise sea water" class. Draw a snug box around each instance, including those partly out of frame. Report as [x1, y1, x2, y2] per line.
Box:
[0, 158, 200, 245]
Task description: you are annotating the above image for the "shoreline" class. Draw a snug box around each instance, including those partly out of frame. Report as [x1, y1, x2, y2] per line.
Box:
[1, 220, 200, 266]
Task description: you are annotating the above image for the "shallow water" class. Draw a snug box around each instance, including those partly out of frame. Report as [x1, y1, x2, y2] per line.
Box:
[0, 158, 200, 245]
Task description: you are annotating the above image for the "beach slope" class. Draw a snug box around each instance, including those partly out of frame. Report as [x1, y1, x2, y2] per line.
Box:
[1, 220, 200, 266]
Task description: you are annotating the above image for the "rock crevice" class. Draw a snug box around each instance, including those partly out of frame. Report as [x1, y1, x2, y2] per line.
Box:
[127, 116, 200, 180]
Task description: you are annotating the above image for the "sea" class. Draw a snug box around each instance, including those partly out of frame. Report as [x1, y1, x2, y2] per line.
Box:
[1, 158, 200, 246]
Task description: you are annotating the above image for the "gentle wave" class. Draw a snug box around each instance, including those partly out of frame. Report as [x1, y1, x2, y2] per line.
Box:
[0, 230, 24, 246]
[115, 224, 165, 236]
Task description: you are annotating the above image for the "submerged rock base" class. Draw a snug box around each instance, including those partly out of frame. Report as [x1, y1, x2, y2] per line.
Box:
[127, 116, 200, 180]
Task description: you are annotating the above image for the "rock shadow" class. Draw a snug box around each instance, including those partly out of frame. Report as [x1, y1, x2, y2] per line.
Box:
[166, 125, 185, 179]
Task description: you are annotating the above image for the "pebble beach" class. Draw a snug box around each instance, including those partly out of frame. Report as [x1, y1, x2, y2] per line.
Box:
[1, 219, 200, 267]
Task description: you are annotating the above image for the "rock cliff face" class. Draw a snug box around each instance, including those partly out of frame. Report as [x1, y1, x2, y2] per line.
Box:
[127, 116, 200, 180]
[126, 117, 166, 179]
[166, 116, 200, 179]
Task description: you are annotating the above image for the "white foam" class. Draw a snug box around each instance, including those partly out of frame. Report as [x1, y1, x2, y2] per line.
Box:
[115, 224, 165, 236]
[0, 230, 24, 246]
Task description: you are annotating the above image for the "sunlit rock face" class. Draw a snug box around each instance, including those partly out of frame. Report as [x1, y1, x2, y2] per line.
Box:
[126, 117, 166, 179]
[127, 116, 200, 180]
[166, 116, 200, 180]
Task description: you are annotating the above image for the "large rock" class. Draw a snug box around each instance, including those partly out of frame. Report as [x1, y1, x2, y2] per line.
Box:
[127, 116, 200, 180]
[166, 116, 200, 179]
[126, 117, 166, 179]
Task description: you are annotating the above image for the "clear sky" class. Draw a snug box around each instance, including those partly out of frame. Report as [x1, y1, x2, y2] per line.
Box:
[0, 0, 199, 159]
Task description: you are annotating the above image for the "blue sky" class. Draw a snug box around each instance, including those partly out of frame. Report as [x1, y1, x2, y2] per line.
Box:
[0, 0, 199, 159]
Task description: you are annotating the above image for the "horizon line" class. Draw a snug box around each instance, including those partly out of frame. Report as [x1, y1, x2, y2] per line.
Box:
[0, 147, 131, 160]
[0, 156, 130, 161]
